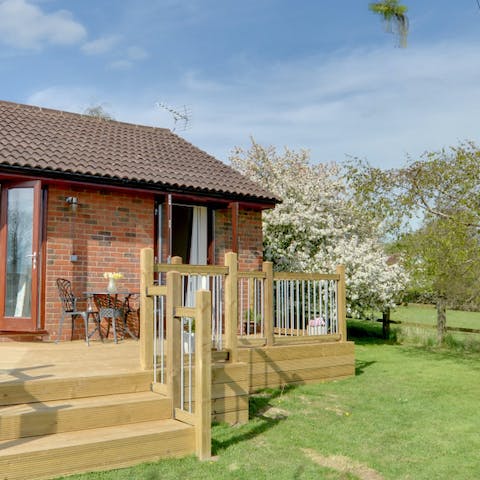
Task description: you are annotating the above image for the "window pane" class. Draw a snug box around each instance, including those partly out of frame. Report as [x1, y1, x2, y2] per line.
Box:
[5, 188, 33, 317]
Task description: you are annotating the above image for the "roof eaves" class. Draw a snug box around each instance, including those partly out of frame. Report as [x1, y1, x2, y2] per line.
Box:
[0, 164, 280, 206]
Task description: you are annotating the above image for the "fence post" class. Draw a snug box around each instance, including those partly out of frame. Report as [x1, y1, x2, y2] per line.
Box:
[140, 248, 154, 370]
[224, 252, 238, 362]
[436, 295, 447, 345]
[195, 289, 212, 460]
[336, 265, 347, 341]
[263, 261, 274, 346]
[166, 270, 182, 410]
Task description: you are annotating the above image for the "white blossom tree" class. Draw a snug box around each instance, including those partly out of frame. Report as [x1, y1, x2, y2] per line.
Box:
[230, 139, 408, 319]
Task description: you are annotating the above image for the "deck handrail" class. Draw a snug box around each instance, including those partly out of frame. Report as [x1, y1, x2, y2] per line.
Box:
[153, 257, 225, 351]
[167, 271, 212, 460]
[141, 249, 347, 366]
[155, 264, 229, 275]
[273, 272, 340, 281]
[238, 271, 267, 279]
[140, 258, 212, 461]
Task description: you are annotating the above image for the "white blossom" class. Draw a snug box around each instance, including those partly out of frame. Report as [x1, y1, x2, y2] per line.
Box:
[231, 140, 408, 318]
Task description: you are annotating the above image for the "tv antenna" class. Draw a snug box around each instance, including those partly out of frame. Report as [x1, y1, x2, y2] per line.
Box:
[156, 102, 192, 132]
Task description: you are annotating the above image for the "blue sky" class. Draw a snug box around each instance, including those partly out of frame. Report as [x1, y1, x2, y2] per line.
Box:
[1, 0, 480, 168]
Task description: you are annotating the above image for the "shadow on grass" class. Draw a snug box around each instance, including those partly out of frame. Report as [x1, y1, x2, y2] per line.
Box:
[212, 416, 282, 455]
[248, 384, 296, 418]
[355, 359, 376, 376]
[347, 319, 396, 345]
[212, 386, 294, 455]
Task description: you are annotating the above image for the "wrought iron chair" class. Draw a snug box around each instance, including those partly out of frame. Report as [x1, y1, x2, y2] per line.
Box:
[93, 294, 127, 344]
[123, 293, 139, 340]
[56, 278, 103, 345]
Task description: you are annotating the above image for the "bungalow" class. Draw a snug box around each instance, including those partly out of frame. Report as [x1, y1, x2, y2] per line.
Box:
[0, 100, 278, 341]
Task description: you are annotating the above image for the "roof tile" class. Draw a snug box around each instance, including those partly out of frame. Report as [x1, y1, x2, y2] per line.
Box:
[0, 100, 277, 204]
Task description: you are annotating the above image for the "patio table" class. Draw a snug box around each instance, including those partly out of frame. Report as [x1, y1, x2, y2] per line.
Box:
[84, 291, 139, 342]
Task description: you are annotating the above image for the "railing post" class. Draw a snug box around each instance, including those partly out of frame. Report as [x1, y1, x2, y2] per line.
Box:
[140, 248, 154, 370]
[171, 256, 183, 265]
[195, 289, 212, 460]
[224, 252, 238, 363]
[336, 265, 347, 341]
[263, 261, 274, 346]
[167, 270, 182, 410]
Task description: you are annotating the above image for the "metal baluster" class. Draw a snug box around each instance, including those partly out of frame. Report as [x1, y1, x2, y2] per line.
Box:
[153, 296, 158, 383]
[188, 316, 193, 413]
[160, 296, 165, 383]
[240, 278, 245, 337]
[180, 317, 185, 410]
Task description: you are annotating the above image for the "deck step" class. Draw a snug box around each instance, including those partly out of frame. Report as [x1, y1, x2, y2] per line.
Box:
[0, 419, 195, 480]
[0, 371, 153, 406]
[0, 391, 172, 441]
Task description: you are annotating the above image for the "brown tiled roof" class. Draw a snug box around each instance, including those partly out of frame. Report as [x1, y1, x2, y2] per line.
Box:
[0, 100, 278, 204]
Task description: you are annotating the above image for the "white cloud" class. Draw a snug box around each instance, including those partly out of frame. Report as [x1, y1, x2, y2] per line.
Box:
[107, 59, 133, 70]
[126, 46, 148, 61]
[0, 0, 86, 49]
[81, 35, 121, 55]
[23, 39, 480, 171]
[174, 41, 480, 167]
[26, 86, 104, 115]
[106, 46, 148, 70]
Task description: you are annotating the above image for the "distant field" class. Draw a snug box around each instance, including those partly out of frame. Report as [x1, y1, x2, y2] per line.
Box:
[391, 304, 480, 330]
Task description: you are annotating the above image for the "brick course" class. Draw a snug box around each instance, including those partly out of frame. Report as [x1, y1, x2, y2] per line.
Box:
[46, 186, 153, 341]
[214, 207, 263, 271]
[44, 188, 264, 341]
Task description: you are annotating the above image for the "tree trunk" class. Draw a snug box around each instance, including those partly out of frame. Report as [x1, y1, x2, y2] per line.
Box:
[436, 296, 447, 345]
[382, 307, 391, 340]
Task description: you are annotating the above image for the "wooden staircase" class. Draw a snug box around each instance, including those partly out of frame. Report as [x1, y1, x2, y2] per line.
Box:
[0, 371, 195, 480]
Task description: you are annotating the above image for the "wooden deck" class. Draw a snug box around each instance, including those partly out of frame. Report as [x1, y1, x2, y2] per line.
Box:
[0, 336, 354, 480]
[0, 340, 143, 382]
[0, 340, 196, 480]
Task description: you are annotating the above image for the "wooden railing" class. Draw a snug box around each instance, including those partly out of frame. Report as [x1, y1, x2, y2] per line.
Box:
[141, 249, 347, 362]
[139, 249, 212, 460]
[156, 258, 228, 351]
[273, 270, 342, 338]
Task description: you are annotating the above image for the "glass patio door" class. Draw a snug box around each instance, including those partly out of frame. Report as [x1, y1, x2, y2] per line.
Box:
[0, 181, 42, 331]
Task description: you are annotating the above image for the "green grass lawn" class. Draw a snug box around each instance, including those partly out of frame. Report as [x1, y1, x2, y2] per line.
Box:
[59, 335, 480, 480]
[391, 304, 480, 330]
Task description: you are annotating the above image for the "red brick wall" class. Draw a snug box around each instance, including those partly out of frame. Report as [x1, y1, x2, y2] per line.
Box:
[238, 208, 263, 271]
[213, 207, 232, 265]
[44, 187, 264, 341]
[214, 207, 263, 271]
[45, 186, 154, 340]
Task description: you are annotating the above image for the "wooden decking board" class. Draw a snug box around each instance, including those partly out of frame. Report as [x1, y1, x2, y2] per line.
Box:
[164, 362, 248, 386]
[0, 370, 153, 406]
[238, 337, 267, 347]
[184, 379, 249, 400]
[0, 419, 187, 453]
[0, 391, 172, 441]
[249, 364, 355, 391]
[238, 341, 354, 363]
[247, 354, 355, 375]
[212, 362, 248, 383]
[180, 394, 249, 416]
[0, 341, 143, 382]
[0, 419, 195, 480]
[272, 334, 342, 345]
[212, 409, 249, 425]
